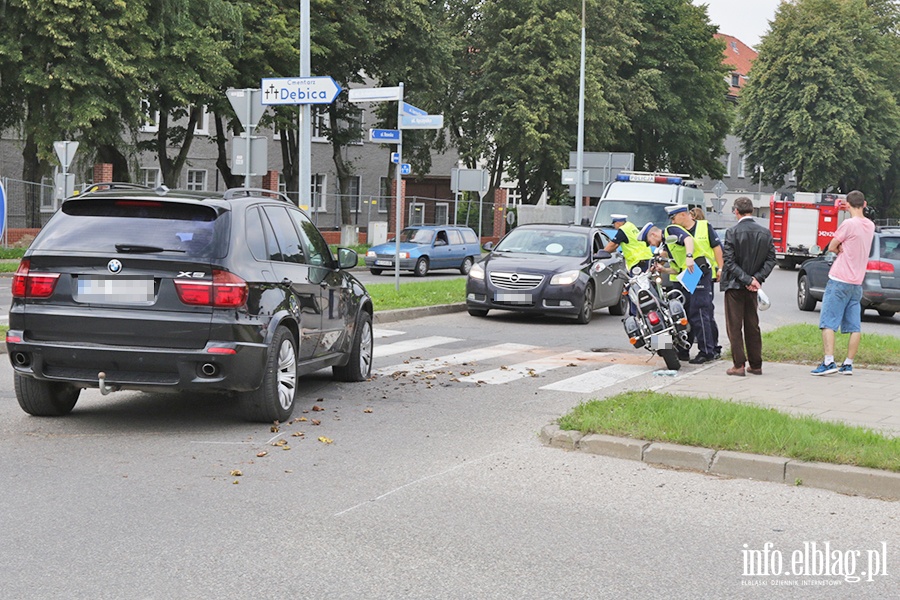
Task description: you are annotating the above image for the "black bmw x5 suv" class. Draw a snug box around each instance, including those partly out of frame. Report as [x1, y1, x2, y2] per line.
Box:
[6, 184, 373, 422]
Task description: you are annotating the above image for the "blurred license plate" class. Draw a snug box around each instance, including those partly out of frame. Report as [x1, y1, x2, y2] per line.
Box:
[375, 260, 393, 266]
[495, 292, 531, 304]
[76, 277, 154, 304]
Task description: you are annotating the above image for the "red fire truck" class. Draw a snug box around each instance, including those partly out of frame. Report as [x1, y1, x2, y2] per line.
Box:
[769, 192, 847, 270]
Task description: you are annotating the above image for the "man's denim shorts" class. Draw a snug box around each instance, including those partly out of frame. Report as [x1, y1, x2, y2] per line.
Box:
[819, 279, 864, 333]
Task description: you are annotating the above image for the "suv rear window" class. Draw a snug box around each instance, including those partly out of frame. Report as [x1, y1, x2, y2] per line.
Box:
[33, 198, 229, 258]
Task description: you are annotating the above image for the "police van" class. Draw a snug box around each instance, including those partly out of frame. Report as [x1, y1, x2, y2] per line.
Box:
[590, 171, 705, 230]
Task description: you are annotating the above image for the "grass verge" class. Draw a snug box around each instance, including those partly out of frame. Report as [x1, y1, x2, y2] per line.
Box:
[760, 323, 900, 367]
[366, 278, 465, 311]
[559, 391, 900, 472]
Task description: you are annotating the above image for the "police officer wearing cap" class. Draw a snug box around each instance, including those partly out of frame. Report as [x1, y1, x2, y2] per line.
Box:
[663, 204, 724, 364]
[604, 214, 654, 272]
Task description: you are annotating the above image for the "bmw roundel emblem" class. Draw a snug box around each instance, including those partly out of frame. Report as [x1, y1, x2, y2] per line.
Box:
[107, 259, 123, 274]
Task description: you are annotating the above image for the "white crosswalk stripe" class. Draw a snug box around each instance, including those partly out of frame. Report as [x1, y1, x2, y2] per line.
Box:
[374, 342, 538, 377]
[456, 350, 601, 385]
[539, 363, 653, 393]
[373, 328, 405, 339]
[374, 336, 461, 358]
[372, 330, 661, 394]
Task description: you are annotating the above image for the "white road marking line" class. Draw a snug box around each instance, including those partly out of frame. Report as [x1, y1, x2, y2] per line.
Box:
[540, 363, 653, 393]
[374, 343, 537, 376]
[374, 336, 461, 358]
[373, 328, 405, 339]
[457, 350, 599, 385]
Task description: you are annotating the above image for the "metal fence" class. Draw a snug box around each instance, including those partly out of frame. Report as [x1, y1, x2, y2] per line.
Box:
[306, 193, 498, 239]
[2, 176, 55, 246]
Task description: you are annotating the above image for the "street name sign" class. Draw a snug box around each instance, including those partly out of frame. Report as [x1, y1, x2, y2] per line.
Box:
[370, 129, 401, 143]
[261, 77, 341, 105]
[349, 86, 402, 103]
[402, 102, 427, 116]
[400, 114, 444, 129]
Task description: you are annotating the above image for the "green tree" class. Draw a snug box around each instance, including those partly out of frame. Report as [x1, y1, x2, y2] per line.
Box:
[0, 0, 150, 225]
[612, 0, 731, 177]
[140, 0, 241, 188]
[447, 0, 641, 204]
[737, 0, 900, 211]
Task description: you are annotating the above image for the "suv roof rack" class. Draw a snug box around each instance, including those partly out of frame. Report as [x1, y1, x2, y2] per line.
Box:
[79, 182, 152, 194]
[223, 187, 293, 204]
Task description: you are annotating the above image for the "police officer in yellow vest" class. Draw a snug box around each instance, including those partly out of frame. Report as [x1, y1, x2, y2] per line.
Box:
[604, 214, 654, 272]
[663, 205, 724, 364]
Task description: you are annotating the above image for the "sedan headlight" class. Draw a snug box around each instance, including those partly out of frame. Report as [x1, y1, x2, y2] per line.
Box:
[366, 250, 376, 257]
[469, 261, 485, 280]
[550, 269, 581, 286]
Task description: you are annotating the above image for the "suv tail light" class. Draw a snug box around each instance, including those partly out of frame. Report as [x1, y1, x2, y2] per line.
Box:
[866, 260, 894, 273]
[11, 259, 60, 298]
[175, 270, 248, 307]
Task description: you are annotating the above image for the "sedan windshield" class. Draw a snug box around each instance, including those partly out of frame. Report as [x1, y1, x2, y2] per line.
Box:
[398, 228, 435, 244]
[495, 229, 588, 257]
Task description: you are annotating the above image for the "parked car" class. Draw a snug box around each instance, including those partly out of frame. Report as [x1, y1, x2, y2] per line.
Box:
[465, 223, 628, 324]
[797, 228, 900, 318]
[365, 225, 480, 276]
[6, 184, 374, 422]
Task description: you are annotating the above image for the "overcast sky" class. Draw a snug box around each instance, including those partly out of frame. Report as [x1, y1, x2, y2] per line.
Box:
[693, 0, 784, 49]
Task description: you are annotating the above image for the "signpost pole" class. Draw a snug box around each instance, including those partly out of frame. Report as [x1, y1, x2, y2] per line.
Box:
[299, 0, 311, 206]
[394, 83, 404, 291]
[574, 0, 586, 225]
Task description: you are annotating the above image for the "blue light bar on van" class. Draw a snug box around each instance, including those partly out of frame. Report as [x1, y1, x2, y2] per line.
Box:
[616, 174, 683, 185]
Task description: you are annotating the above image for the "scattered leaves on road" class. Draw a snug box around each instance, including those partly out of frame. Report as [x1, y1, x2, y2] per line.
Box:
[318, 436, 333, 444]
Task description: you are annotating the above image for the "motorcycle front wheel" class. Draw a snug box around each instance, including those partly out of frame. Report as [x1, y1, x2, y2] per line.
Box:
[659, 348, 681, 371]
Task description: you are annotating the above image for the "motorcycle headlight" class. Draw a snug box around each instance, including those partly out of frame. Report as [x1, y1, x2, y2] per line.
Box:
[469, 261, 485, 280]
[550, 269, 581, 286]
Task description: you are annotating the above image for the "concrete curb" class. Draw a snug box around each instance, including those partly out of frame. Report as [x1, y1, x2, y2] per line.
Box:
[540, 423, 900, 501]
[373, 303, 466, 324]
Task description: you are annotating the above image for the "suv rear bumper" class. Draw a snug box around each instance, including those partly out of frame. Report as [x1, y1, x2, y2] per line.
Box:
[6, 333, 267, 393]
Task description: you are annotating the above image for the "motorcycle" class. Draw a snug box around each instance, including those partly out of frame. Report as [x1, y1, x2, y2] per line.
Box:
[594, 255, 691, 370]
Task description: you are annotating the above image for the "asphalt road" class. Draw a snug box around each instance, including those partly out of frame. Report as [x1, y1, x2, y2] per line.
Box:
[1, 267, 898, 599]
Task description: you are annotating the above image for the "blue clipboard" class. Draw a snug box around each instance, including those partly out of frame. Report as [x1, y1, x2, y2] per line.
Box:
[677, 266, 702, 294]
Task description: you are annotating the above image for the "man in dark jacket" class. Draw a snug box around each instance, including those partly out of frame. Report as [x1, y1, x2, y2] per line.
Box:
[720, 197, 776, 376]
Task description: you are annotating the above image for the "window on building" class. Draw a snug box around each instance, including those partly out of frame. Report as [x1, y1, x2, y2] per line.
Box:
[140, 99, 160, 133]
[723, 153, 733, 178]
[347, 176, 361, 212]
[504, 186, 522, 206]
[789, 171, 796, 182]
[187, 169, 206, 191]
[311, 106, 329, 142]
[310, 173, 326, 211]
[408, 202, 425, 226]
[738, 155, 747, 178]
[434, 203, 449, 226]
[141, 168, 161, 187]
[193, 105, 209, 136]
[731, 74, 740, 87]
[346, 109, 364, 145]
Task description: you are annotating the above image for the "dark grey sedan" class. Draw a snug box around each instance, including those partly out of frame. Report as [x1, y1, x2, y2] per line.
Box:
[465, 224, 628, 324]
[797, 228, 900, 318]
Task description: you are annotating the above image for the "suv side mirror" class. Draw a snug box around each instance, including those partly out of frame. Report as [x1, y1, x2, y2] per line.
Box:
[336, 247, 358, 270]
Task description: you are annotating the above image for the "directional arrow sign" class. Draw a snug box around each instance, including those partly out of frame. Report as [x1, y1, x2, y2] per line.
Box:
[401, 164, 412, 175]
[261, 77, 341, 105]
[400, 114, 444, 130]
[370, 128, 401, 143]
[349, 86, 401, 103]
[402, 102, 427, 116]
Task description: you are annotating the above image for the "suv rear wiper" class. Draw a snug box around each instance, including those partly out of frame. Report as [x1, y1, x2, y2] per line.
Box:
[115, 244, 186, 254]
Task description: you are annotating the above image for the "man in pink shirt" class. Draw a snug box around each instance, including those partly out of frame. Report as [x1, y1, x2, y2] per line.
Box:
[811, 190, 876, 376]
